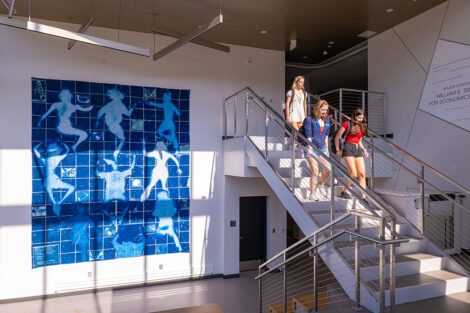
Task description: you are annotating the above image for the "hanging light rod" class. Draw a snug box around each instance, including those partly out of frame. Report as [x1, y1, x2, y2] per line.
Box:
[152, 26, 229, 53]
[7, 0, 15, 18]
[0, 16, 150, 56]
[153, 14, 223, 61]
[67, 17, 94, 50]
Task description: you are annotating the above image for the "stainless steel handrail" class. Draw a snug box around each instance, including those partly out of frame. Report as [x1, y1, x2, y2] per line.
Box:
[240, 87, 396, 219]
[319, 92, 470, 197]
[320, 95, 470, 215]
[320, 88, 385, 97]
[255, 230, 408, 280]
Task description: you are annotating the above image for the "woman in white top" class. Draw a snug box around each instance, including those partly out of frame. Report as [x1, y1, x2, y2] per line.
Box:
[286, 76, 307, 146]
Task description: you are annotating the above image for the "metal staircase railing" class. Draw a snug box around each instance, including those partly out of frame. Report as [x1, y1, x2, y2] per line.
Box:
[310, 90, 470, 276]
[255, 212, 408, 313]
[223, 87, 408, 312]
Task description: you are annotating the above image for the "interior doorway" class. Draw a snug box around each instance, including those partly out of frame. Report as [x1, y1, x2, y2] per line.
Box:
[239, 196, 267, 271]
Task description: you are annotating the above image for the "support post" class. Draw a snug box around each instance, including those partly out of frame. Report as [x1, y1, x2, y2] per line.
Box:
[259, 268, 263, 313]
[389, 219, 396, 313]
[234, 95, 237, 137]
[245, 91, 249, 137]
[339, 89, 343, 124]
[355, 215, 361, 310]
[379, 219, 386, 313]
[313, 234, 318, 311]
[291, 132, 296, 195]
[419, 164, 425, 234]
[265, 108, 269, 161]
[283, 252, 288, 313]
[370, 136, 375, 191]
[330, 166, 336, 235]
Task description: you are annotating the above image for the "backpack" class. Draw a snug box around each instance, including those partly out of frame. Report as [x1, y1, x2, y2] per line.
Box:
[330, 121, 351, 154]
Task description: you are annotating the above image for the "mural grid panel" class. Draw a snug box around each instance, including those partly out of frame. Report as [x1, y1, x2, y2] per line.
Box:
[31, 78, 190, 268]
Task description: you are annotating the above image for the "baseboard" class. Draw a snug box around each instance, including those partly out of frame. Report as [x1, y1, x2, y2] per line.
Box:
[0, 273, 223, 304]
[222, 273, 240, 279]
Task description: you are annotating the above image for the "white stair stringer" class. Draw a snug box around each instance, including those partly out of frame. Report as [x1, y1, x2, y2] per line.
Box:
[245, 138, 382, 312]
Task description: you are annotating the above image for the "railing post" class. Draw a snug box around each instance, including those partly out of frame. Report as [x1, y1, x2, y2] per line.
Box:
[291, 132, 296, 195]
[313, 234, 318, 312]
[223, 100, 227, 138]
[362, 91, 366, 112]
[234, 95, 237, 137]
[283, 252, 288, 313]
[370, 136, 375, 191]
[330, 167, 336, 233]
[419, 164, 425, 234]
[339, 89, 343, 124]
[355, 215, 361, 311]
[389, 219, 396, 313]
[379, 219, 386, 313]
[245, 91, 249, 137]
[259, 268, 262, 313]
[265, 107, 269, 161]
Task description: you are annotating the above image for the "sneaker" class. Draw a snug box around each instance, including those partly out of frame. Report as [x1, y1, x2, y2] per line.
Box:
[339, 191, 352, 199]
[317, 185, 329, 200]
[309, 189, 319, 201]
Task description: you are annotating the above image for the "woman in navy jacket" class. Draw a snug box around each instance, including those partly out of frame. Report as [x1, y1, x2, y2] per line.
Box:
[303, 100, 331, 201]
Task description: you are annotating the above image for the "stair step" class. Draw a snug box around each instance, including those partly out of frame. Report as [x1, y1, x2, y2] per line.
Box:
[350, 252, 444, 279]
[268, 301, 295, 313]
[369, 270, 469, 305]
[292, 292, 328, 311]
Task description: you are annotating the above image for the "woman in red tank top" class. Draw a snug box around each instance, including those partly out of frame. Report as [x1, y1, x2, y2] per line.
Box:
[334, 109, 369, 204]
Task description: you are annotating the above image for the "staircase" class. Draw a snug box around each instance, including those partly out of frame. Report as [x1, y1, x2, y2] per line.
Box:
[223, 87, 470, 312]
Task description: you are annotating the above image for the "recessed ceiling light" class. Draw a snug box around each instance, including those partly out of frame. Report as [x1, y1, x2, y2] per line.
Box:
[328, 41, 334, 45]
[328, 45, 332, 48]
[302, 56, 308, 59]
[323, 50, 328, 56]
[386, 8, 394, 13]
[260, 30, 267, 34]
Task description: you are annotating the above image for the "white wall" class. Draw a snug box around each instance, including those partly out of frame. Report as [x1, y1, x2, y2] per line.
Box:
[368, 0, 470, 248]
[222, 176, 287, 275]
[0, 18, 284, 300]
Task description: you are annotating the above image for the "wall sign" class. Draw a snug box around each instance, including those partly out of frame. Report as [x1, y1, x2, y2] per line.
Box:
[419, 39, 470, 132]
[31, 78, 190, 268]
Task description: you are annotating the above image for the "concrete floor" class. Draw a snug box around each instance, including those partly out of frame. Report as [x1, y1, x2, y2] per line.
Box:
[0, 270, 469, 313]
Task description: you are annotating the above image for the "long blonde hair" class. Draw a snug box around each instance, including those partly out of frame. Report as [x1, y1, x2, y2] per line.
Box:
[313, 100, 329, 120]
[291, 75, 305, 91]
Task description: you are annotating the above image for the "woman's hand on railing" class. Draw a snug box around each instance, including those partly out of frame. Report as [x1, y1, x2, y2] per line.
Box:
[336, 150, 343, 158]
[363, 150, 369, 158]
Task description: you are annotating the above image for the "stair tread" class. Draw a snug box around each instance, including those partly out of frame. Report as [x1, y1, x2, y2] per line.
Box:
[268, 301, 295, 313]
[292, 292, 328, 310]
[348, 252, 442, 268]
[368, 269, 467, 291]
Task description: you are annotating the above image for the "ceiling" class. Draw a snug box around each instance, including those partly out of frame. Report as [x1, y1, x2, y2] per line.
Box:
[1, 0, 446, 63]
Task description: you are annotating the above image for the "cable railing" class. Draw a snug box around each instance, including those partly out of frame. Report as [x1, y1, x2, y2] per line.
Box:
[255, 212, 408, 313]
[223, 87, 408, 312]
[310, 90, 470, 275]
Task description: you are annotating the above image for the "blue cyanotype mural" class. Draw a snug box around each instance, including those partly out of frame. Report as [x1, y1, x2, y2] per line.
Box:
[31, 78, 190, 268]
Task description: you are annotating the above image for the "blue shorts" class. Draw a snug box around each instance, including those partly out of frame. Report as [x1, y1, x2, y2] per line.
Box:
[304, 146, 328, 158]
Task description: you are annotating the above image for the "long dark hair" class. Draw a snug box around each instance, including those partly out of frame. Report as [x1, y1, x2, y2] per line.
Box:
[350, 109, 368, 136]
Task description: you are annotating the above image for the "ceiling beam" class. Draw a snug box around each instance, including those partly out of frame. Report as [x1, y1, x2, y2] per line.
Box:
[67, 18, 93, 50]
[0, 16, 150, 57]
[7, 0, 15, 18]
[153, 26, 230, 53]
[153, 14, 223, 61]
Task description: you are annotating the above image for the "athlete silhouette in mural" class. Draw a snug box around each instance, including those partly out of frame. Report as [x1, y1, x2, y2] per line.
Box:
[140, 140, 183, 202]
[95, 88, 138, 159]
[153, 190, 182, 252]
[60, 204, 96, 262]
[33, 140, 75, 221]
[96, 153, 136, 202]
[145, 92, 181, 155]
[37, 89, 94, 152]
[113, 224, 145, 258]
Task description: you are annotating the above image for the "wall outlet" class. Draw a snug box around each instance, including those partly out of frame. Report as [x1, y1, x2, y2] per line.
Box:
[159, 264, 163, 270]
[87, 272, 92, 277]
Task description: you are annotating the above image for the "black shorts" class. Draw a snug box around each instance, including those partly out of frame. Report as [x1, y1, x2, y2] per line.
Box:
[343, 142, 363, 158]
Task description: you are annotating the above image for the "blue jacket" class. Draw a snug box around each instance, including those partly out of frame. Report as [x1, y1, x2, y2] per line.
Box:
[303, 116, 330, 149]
